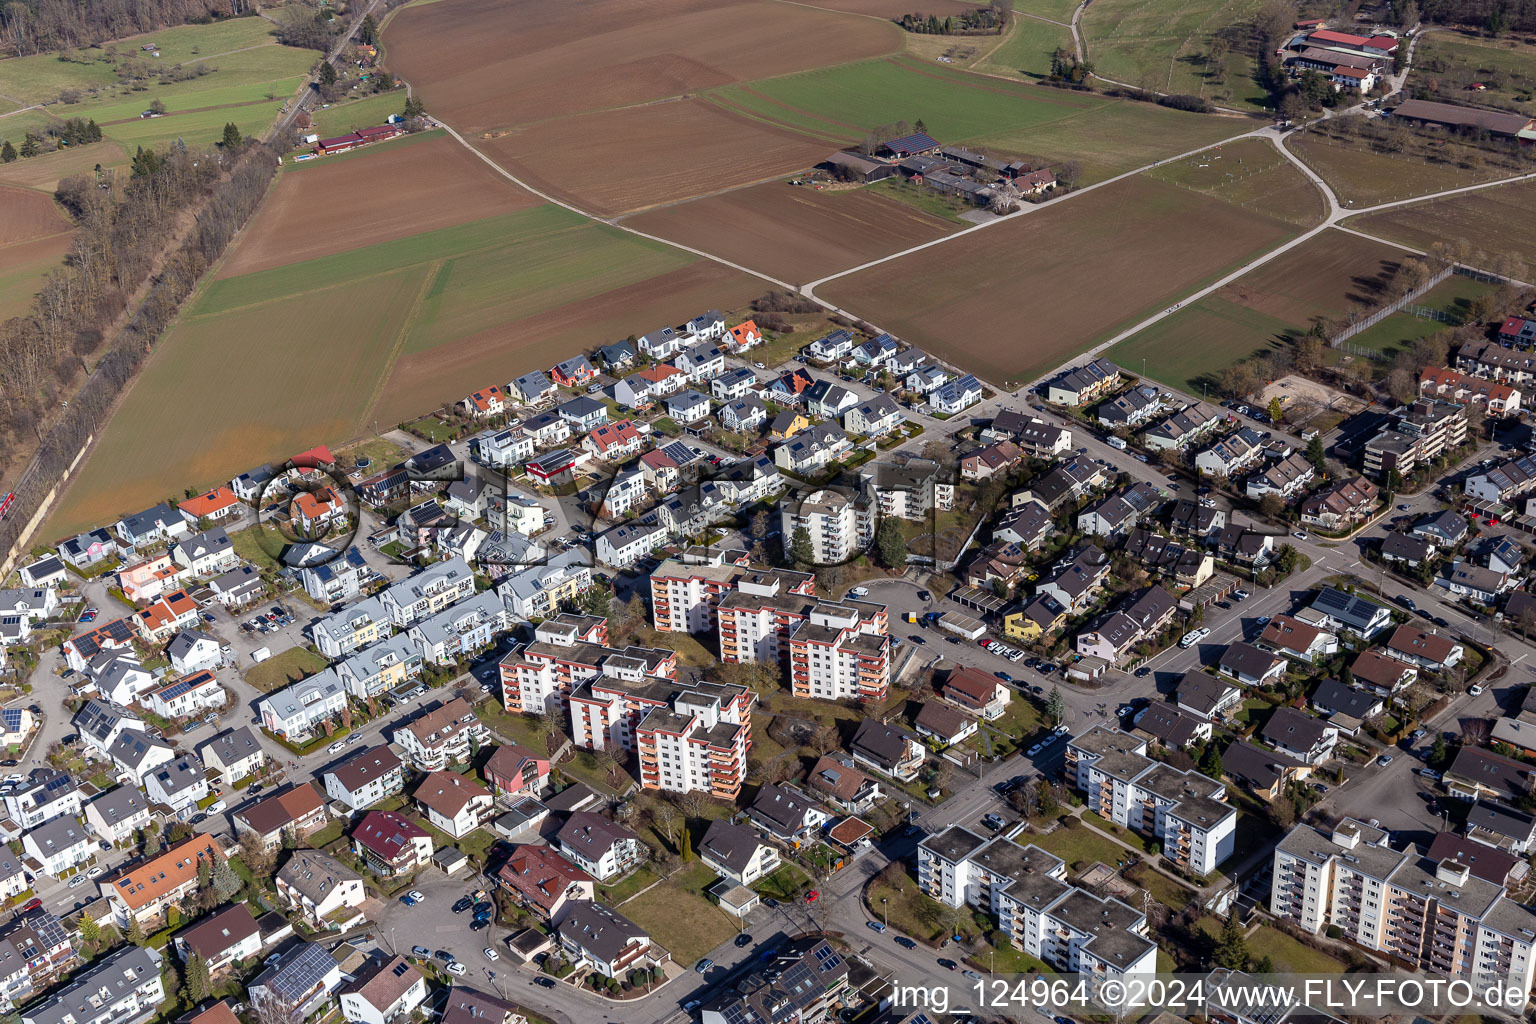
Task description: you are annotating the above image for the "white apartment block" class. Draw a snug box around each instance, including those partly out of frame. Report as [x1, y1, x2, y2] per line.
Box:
[780, 489, 865, 564]
[633, 684, 752, 800]
[380, 556, 477, 628]
[1272, 818, 1536, 993]
[1065, 726, 1236, 876]
[498, 614, 676, 716]
[918, 825, 1156, 993]
[786, 604, 892, 703]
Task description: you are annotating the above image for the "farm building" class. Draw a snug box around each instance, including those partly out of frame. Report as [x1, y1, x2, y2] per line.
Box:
[1389, 99, 1534, 138]
[315, 124, 405, 155]
[822, 152, 897, 182]
[879, 132, 941, 159]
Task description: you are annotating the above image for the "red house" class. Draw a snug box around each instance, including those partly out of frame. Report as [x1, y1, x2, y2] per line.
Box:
[483, 743, 550, 801]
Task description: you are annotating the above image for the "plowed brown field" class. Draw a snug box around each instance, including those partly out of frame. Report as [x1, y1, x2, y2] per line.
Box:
[371, 259, 765, 425]
[385, 0, 900, 133]
[793, 0, 985, 15]
[0, 185, 73, 319]
[623, 180, 956, 283]
[475, 99, 834, 216]
[820, 176, 1297, 384]
[219, 134, 538, 277]
[0, 185, 69, 241]
[1214, 228, 1408, 325]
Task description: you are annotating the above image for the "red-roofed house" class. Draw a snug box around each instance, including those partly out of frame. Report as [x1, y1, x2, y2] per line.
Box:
[583, 420, 644, 462]
[1419, 366, 1522, 417]
[1384, 625, 1465, 672]
[291, 445, 336, 470]
[352, 810, 433, 877]
[1256, 614, 1337, 663]
[727, 320, 762, 352]
[179, 486, 240, 525]
[1499, 316, 1536, 346]
[136, 588, 199, 642]
[119, 552, 186, 603]
[496, 844, 595, 921]
[412, 771, 493, 838]
[639, 449, 680, 491]
[461, 385, 507, 419]
[1308, 28, 1395, 52]
[292, 487, 343, 533]
[1330, 66, 1376, 90]
[941, 666, 1012, 720]
[637, 363, 686, 395]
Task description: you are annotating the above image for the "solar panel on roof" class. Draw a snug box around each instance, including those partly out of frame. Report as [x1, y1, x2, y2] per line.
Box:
[812, 946, 841, 968]
[1, 709, 23, 730]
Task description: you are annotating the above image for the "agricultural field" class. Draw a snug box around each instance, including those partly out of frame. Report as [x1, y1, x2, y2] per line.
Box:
[474, 98, 835, 216]
[1146, 137, 1327, 227]
[0, 186, 74, 320]
[1012, 0, 1081, 23]
[1414, 30, 1536, 117]
[0, 140, 129, 192]
[1288, 133, 1519, 207]
[306, 92, 410, 138]
[46, 195, 764, 536]
[383, 0, 902, 133]
[621, 178, 958, 283]
[1077, 0, 1268, 109]
[219, 132, 540, 277]
[714, 54, 1247, 181]
[1108, 227, 1412, 390]
[819, 174, 1296, 385]
[800, 0, 987, 15]
[971, 14, 1075, 78]
[1348, 177, 1536, 272]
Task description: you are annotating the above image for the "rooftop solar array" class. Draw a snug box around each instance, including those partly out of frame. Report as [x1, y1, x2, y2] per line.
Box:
[1, 709, 24, 731]
[266, 942, 336, 1002]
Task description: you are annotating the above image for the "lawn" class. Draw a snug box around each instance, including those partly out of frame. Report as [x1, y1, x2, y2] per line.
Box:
[1122, 862, 1194, 910]
[1145, 138, 1326, 227]
[1340, 274, 1497, 359]
[1289, 134, 1520, 208]
[866, 176, 973, 225]
[245, 646, 328, 692]
[229, 524, 286, 573]
[1081, 810, 1155, 854]
[620, 861, 738, 966]
[867, 863, 949, 942]
[597, 865, 660, 905]
[1077, 0, 1269, 110]
[753, 863, 811, 901]
[1414, 31, 1536, 118]
[1028, 819, 1134, 871]
[1012, 0, 1081, 21]
[970, 938, 1053, 976]
[973, 15, 1075, 79]
[1106, 294, 1296, 393]
[308, 92, 411, 138]
[1245, 924, 1345, 973]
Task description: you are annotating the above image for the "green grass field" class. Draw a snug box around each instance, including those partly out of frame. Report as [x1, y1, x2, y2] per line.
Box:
[1337, 273, 1497, 358]
[620, 862, 738, 966]
[1078, 0, 1268, 110]
[1146, 137, 1326, 226]
[1347, 177, 1536, 271]
[974, 15, 1075, 78]
[1288, 134, 1515, 207]
[1415, 31, 1536, 117]
[1012, 0, 1080, 22]
[1108, 294, 1297, 392]
[46, 202, 714, 538]
[308, 92, 409, 137]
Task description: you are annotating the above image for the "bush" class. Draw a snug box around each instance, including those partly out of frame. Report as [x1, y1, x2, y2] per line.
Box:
[752, 289, 818, 314]
[1326, 924, 1343, 940]
[1157, 93, 1213, 113]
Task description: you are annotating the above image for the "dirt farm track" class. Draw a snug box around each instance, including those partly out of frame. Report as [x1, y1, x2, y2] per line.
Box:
[384, 0, 904, 134]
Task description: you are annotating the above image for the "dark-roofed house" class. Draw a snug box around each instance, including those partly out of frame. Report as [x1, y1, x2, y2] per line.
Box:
[1176, 673, 1241, 721]
[1309, 679, 1384, 722]
[1350, 648, 1417, 697]
[1217, 642, 1286, 687]
[881, 131, 941, 158]
[553, 813, 645, 881]
[496, 845, 595, 921]
[806, 755, 883, 814]
[700, 939, 850, 1024]
[172, 904, 261, 972]
[337, 954, 427, 1024]
[1301, 587, 1394, 638]
[1391, 98, 1534, 137]
[1383, 625, 1464, 672]
[351, 811, 433, 877]
[411, 771, 492, 839]
[276, 850, 366, 931]
[1413, 510, 1469, 547]
[248, 942, 343, 1018]
[18, 945, 164, 1024]
[1221, 740, 1307, 800]
[1131, 703, 1210, 748]
[942, 666, 1012, 720]
[234, 783, 327, 852]
[849, 719, 926, 782]
[745, 784, 831, 843]
[196, 727, 265, 788]
[699, 820, 781, 886]
[1444, 747, 1533, 803]
[323, 746, 405, 812]
[1466, 801, 1536, 853]
[1044, 359, 1120, 407]
[1381, 531, 1436, 568]
[914, 702, 978, 746]
[1260, 708, 1338, 766]
[1426, 832, 1522, 885]
[555, 901, 668, 979]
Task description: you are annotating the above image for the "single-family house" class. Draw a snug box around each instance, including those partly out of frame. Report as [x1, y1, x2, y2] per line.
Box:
[1260, 708, 1338, 766]
[412, 772, 493, 839]
[1217, 642, 1287, 686]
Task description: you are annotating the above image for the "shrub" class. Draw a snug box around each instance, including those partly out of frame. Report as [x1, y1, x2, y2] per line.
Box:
[1157, 94, 1213, 113]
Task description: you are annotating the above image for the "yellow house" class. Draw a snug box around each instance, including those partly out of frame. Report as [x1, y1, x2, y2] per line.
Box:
[770, 411, 812, 441]
[1003, 598, 1065, 644]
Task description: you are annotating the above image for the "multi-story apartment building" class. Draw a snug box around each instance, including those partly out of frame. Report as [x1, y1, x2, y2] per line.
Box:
[257, 669, 348, 741]
[100, 835, 225, 928]
[334, 634, 423, 701]
[649, 552, 813, 635]
[1363, 398, 1468, 480]
[917, 826, 1156, 993]
[395, 698, 488, 771]
[498, 614, 675, 715]
[699, 939, 849, 1024]
[0, 911, 77, 1010]
[786, 604, 892, 703]
[407, 589, 509, 665]
[780, 488, 863, 564]
[3, 769, 81, 831]
[18, 946, 162, 1024]
[1065, 726, 1236, 876]
[310, 595, 394, 659]
[380, 556, 477, 627]
[631, 681, 752, 799]
[351, 811, 432, 877]
[324, 745, 405, 811]
[858, 458, 954, 522]
[1272, 818, 1536, 993]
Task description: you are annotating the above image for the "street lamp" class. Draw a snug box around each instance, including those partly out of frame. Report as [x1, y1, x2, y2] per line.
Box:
[882, 897, 888, 929]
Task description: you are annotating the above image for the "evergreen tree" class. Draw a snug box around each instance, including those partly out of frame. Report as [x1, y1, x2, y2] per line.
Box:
[0, 140, 14, 162]
[220, 122, 242, 149]
[681, 826, 693, 861]
[185, 953, 211, 1004]
[403, 95, 425, 119]
[1305, 435, 1327, 476]
[789, 526, 814, 566]
[1268, 397, 1285, 425]
[87, 118, 101, 141]
[1046, 686, 1065, 726]
[19, 134, 39, 158]
[359, 13, 379, 43]
[1214, 911, 1249, 969]
[79, 915, 100, 947]
[1430, 735, 1447, 768]
[376, 71, 394, 91]
[130, 145, 162, 177]
[1255, 955, 1275, 975]
[1199, 744, 1223, 780]
[875, 517, 906, 568]
[212, 857, 242, 901]
[196, 858, 212, 892]
[319, 61, 338, 86]
[580, 586, 611, 617]
[126, 917, 145, 946]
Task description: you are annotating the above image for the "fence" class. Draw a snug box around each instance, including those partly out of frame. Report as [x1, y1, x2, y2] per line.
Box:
[1329, 266, 1454, 348]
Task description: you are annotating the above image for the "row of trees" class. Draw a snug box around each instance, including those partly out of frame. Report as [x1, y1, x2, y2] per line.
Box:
[896, 0, 1008, 34]
[0, 137, 278, 560]
[0, 0, 256, 57]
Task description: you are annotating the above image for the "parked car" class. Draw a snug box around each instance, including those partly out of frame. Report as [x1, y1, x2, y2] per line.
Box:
[411, 946, 430, 958]
[734, 933, 753, 947]
[1377, 754, 1393, 767]
[447, 963, 466, 976]
[804, 890, 819, 902]
[867, 921, 887, 933]
[695, 959, 715, 975]
[483, 948, 498, 960]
